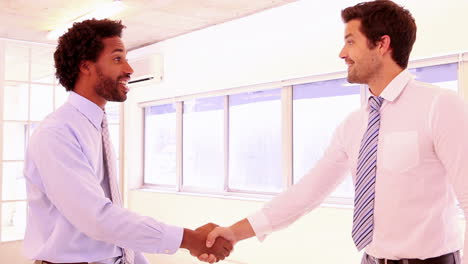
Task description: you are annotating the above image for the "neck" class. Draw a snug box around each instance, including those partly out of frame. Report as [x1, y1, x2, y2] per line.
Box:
[73, 79, 106, 109]
[367, 63, 404, 96]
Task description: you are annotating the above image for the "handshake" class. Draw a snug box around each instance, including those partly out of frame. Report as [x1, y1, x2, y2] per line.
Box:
[180, 222, 237, 263]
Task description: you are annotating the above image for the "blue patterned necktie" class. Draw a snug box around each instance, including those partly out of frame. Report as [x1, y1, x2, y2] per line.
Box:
[102, 113, 135, 264]
[352, 96, 384, 251]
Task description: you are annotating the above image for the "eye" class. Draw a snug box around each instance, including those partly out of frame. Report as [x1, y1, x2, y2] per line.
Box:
[347, 40, 354, 45]
[113, 57, 122, 63]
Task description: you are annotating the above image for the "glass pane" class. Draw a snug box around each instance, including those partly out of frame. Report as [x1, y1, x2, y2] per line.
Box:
[1, 202, 27, 241]
[229, 89, 282, 193]
[144, 104, 177, 185]
[409, 63, 458, 92]
[3, 82, 29, 121]
[3, 122, 28, 160]
[55, 85, 69, 109]
[31, 46, 55, 84]
[106, 102, 121, 124]
[5, 43, 29, 81]
[109, 124, 120, 160]
[433, 80, 457, 91]
[2, 162, 26, 200]
[183, 97, 224, 190]
[293, 78, 361, 198]
[30, 84, 53, 121]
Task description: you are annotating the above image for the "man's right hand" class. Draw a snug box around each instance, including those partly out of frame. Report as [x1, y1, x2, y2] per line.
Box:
[180, 223, 233, 263]
[199, 219, 256, 263]
[206, 226, 238, 248]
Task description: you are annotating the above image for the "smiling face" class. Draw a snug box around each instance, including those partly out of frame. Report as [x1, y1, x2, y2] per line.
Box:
[93, 37, 133, 102]
[339, 19, 382, 84]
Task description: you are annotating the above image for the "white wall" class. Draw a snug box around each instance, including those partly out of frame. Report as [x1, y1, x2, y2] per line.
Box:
[126, 0, 468, 101]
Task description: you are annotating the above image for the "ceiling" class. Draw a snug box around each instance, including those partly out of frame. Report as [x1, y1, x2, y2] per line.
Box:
[0, 0, 297, 50]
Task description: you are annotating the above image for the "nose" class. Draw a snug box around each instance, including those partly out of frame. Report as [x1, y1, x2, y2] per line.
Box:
[339, 46, 347, 60]
[125, 60, 134, 75]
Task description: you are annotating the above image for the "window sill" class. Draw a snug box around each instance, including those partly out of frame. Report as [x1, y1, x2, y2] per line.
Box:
[132, 186, 354, 209]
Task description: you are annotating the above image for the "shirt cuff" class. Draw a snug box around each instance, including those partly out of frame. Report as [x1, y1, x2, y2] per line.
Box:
[247, 210, 272, 242]
[159, 224, 183, 254]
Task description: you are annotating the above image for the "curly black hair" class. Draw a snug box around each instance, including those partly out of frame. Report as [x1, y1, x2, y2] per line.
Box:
[54, 19, 125, 91]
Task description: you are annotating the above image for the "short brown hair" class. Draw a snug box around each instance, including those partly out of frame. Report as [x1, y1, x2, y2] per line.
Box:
[341, 0, 416, 68]
[54, 19, 125, 91]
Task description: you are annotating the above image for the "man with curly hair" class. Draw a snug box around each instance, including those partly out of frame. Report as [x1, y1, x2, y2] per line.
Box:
[23, 19, 231, 264]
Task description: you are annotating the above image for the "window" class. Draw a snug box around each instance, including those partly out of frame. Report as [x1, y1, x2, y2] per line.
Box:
[142, 55, 465, 204]
[228, 89, 282, 193]
[144, 104, 177, 186]
[0, 40, 56, 242]
[409, 63, 458, 92]
[106, 102, 122, 180]
[0, 39, 122, 241]
[1, 202, 26, 241]
[183, 97, 224, 190]
[143, 89, 283, 194]
[293, 78, 361, 199]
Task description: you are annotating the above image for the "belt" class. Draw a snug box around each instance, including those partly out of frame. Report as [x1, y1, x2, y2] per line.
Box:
[372, 252, 457, 264]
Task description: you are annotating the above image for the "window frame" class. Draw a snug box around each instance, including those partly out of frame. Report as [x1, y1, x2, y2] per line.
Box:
[140, 71, 365, 199]
[140, 53, 466, 207]
[0, 39, 58, 242]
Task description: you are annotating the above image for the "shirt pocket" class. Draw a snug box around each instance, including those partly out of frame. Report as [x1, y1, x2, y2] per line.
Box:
[381, 131, 419, 173]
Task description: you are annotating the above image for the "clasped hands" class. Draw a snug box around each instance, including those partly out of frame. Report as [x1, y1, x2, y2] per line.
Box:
[181, 223, 235, 263]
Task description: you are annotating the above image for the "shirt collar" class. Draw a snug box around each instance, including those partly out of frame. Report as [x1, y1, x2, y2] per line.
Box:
[366, 69, 414, 108]
[67, 91, 104, 130]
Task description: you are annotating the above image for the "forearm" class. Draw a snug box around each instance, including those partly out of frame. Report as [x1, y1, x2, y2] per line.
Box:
[230, 218, 256, 242]
[181, 228, 196, 250]
[93, 209, 183, 254]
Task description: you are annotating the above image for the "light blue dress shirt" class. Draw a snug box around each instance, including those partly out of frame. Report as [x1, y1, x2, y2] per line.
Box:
[23, 92, 183, 263]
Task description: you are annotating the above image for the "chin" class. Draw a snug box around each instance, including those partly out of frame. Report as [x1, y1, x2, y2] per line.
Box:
[108, 95, 126, 103]
[119, 93, 128, 102]
[347, 72, 363, 84]
[114, 90, 128, 102]
[347, 75, 357, 83]
[115, 96, 127, 102]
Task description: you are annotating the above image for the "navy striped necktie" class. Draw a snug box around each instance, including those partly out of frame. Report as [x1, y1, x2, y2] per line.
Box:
[352, 96, 384, 251]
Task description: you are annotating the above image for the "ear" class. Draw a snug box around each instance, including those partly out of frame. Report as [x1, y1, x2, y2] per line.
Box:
[378, 35, 392, 55]
[79, 60, 93, 75]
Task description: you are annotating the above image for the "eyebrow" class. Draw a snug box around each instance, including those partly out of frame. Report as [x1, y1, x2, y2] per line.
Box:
[111, 48, 125, 54]
[344, 33, 353, 39]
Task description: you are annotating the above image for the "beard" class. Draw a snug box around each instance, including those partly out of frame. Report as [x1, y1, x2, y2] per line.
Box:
[346, 57, 381, 84]
[346, 50, 381, 84]
[347, 64, 367, 84]
[95, 67, 127, 102]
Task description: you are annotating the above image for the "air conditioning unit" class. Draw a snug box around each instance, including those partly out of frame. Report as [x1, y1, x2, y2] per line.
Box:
[128, 53, 163, 86]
